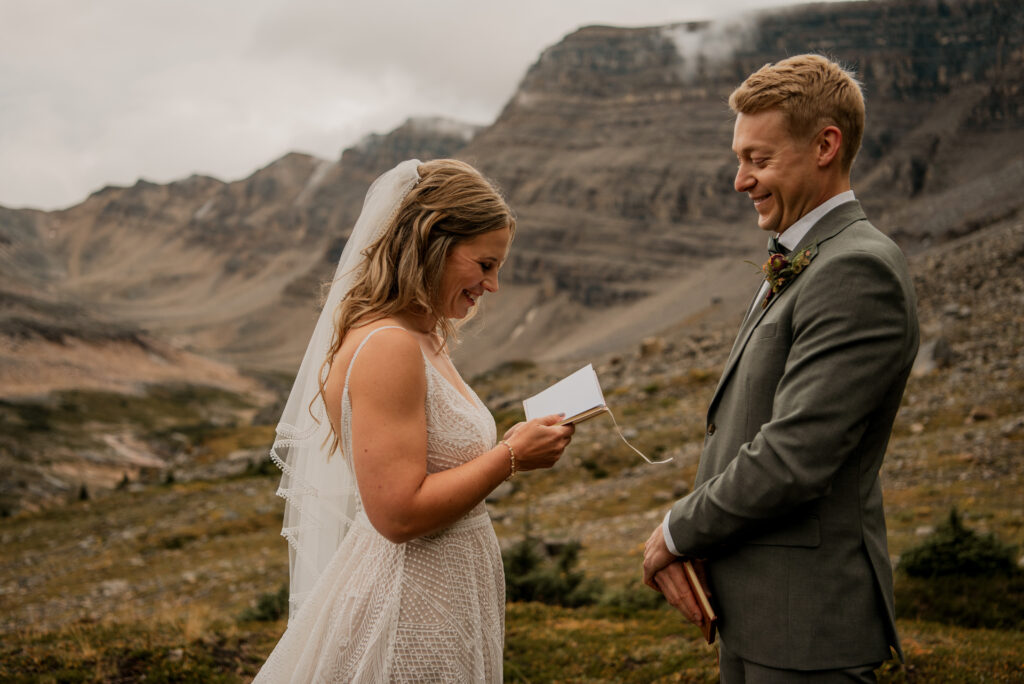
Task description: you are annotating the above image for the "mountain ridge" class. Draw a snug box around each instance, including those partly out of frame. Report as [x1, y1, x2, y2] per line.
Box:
[1, 0, 1022, 510]
[3, 0, 1021, 379]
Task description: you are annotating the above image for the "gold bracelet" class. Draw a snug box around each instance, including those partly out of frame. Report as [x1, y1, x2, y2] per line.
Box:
[500, 439, 516, 479]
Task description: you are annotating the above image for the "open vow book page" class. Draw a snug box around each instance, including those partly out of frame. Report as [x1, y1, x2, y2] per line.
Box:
[522, 364, 607, 425]
[522, 364, 672, 465]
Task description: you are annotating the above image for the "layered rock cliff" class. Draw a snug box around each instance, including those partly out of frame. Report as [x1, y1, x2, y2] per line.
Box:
[462, 0, 1023, 296]
[451, 0, 1024, 370]
[0, 118, 474, 377]
[2, 0, 1021, 379]
[1, 0, 1022, 513]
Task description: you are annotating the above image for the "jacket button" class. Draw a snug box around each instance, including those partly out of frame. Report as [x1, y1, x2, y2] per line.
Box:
[706, 423, 716, 436]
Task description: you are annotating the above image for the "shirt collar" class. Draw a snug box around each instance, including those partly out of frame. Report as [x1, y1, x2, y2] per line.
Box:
[776, 190, 856, 251]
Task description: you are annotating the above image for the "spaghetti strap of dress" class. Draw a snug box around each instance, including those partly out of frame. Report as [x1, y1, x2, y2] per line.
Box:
[342, 325, 415, 392]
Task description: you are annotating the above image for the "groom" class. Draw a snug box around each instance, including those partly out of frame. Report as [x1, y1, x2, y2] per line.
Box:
[642, 54, 918, 681]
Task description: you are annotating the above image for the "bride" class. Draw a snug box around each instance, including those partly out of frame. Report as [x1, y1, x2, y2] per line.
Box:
[253, 158, 574, 683]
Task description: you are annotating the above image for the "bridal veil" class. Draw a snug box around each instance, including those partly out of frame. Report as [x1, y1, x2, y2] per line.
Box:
[269, 159, 422, 619]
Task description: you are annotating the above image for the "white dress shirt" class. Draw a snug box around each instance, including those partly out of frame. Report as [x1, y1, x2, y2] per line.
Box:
[661, 190, 856, 557]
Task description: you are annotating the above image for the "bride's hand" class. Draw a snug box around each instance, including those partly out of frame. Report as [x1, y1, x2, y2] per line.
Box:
[505, 414, 574, 472]
[502, 422, 525, 442]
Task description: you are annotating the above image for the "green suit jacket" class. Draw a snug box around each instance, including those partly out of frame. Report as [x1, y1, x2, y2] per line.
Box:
[667, 201, 918, 669]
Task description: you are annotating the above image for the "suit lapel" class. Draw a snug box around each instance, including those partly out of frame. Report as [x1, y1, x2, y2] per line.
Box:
[707, 201, 868, 413]
[709, 279, 781, 409]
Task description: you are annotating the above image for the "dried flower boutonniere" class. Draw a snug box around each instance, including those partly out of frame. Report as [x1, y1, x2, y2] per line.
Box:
[760, 244, 818, 308]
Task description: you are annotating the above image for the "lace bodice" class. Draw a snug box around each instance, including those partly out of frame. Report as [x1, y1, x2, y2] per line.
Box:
[340, 326, 497, 517]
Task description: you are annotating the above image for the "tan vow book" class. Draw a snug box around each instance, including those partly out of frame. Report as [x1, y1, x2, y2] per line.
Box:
[682, 559, 717, 644]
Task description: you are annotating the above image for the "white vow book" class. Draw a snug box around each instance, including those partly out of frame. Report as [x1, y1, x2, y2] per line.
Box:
[522, 364, 671, 464]
[523, 364, 608, 426]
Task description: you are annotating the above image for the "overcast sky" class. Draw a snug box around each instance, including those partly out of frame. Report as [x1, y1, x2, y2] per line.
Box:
[1, 0, 847, 210]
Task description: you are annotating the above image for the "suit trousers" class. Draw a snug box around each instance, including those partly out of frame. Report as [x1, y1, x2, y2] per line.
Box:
[719, 639, 881, 683]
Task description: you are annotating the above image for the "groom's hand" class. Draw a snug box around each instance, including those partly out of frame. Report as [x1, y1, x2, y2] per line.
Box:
[654, 563, 704, 626]
[642, 524, 676, 590]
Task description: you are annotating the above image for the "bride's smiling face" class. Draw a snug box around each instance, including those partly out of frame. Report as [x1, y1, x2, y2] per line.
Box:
[439, 226, 512, 319]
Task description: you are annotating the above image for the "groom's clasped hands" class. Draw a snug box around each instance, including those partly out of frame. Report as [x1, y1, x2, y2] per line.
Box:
[642, 525, 710, 629]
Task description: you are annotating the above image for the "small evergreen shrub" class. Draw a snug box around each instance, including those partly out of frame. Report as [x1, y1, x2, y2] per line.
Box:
[244, 455, 279, 478]
[240, 584, 289, 622]
[160, 533, 197, 550]
[503, 537, 603, 607]
[895, 508, 1023, 629]
[580, 458, 609, 479]
[899, 508, 1017, 578]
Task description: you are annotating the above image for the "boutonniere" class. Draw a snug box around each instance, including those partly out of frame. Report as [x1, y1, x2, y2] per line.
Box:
[759, 244, 818, 308]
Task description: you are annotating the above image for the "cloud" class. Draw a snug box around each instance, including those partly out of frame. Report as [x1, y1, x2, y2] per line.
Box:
[662, 17, 760, 83]
[0, 0, 849, 210]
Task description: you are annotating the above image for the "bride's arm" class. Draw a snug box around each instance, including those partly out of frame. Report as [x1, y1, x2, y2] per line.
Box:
[348, 328, 572, 543]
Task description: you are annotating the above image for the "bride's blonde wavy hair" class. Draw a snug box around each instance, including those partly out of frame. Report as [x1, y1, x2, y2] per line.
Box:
[316, 158, 515, 455]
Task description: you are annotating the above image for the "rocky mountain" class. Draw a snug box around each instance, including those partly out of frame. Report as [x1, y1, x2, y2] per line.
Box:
[1, 0, 1022, 509]
[0, 118, 477, 379]
[3, 0, 1021, 379]
[453, 0, 1024, 372]
[0, 118, 477, 512]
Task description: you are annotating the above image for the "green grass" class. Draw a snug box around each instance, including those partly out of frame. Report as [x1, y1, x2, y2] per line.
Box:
[0, 616, 278, 683]
[2, 604, 1021, 682]
[1, 489, 1021, 682]
[1, 384, 250, 433]
[504, 603, 718, 683]
[1, 347, 1022, 681]
[0, 384, 257, 466]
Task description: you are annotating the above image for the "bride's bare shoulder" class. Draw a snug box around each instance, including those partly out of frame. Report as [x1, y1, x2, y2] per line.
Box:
[344, 328, 425, 410]
[336, 319, 420, 374]
[324, 320, 421, 407]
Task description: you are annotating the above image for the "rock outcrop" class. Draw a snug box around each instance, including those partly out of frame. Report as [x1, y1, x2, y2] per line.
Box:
[1, 0, 1021, 377]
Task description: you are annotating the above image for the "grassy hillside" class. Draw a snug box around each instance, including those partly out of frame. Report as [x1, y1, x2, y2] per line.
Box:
[1, 425, 1022, 682]
[1, 222, 1021, 682]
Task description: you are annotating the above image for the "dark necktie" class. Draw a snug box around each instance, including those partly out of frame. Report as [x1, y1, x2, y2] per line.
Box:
[767, 235, 784, 256]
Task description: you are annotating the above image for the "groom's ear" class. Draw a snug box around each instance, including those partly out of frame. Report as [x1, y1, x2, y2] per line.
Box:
[815, 125, 843, 168]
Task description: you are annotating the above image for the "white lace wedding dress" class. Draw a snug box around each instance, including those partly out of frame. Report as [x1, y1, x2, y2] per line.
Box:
[254, 327, 505, 683]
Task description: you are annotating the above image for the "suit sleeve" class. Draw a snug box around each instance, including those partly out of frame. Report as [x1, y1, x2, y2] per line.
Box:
[667, 248, 915, 555]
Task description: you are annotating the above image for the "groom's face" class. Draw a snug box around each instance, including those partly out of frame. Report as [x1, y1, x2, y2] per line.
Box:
[732, 109, 822, 235]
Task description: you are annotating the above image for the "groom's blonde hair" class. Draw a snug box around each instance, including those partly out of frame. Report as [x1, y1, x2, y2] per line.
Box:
[730, 54, 865, 172]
